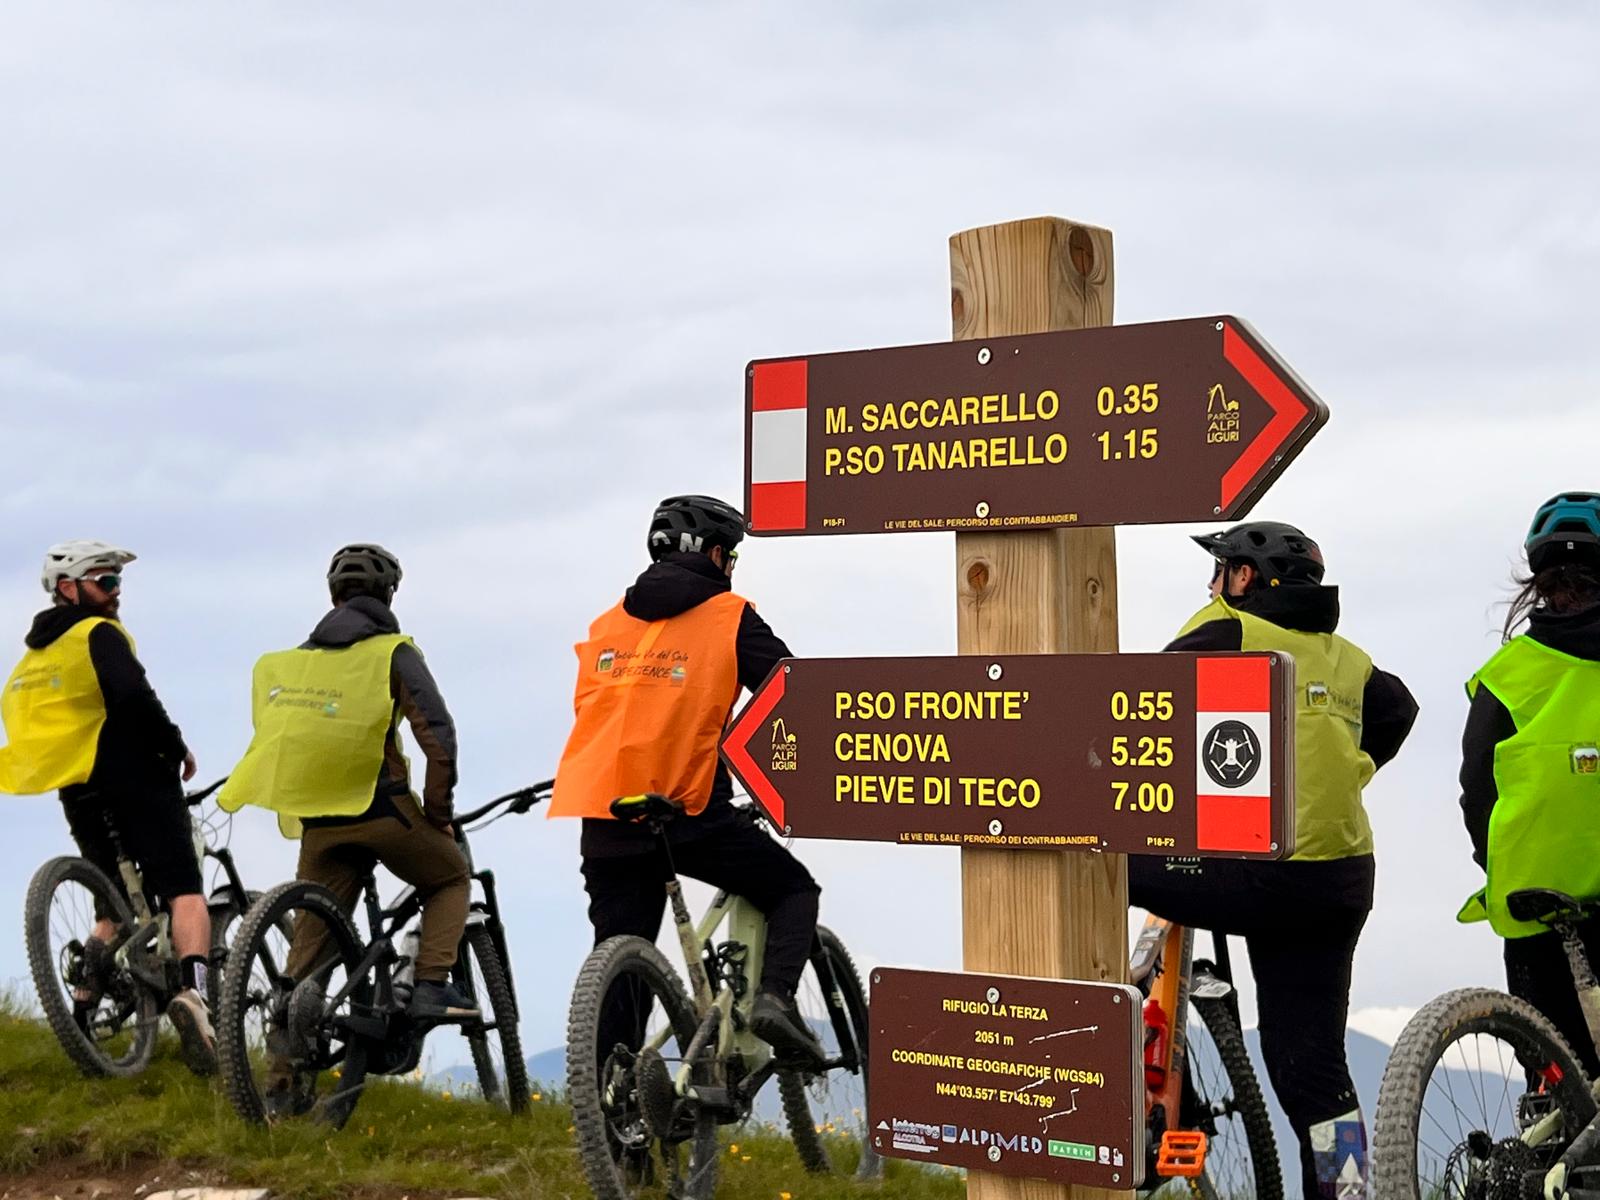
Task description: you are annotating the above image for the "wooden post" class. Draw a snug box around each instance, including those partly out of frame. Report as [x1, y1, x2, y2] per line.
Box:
[952, 217, 1131, 1200]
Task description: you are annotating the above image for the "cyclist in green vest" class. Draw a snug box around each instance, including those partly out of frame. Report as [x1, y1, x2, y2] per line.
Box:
[220, 544, 475, 1114]
[1459, 492, 1600, 1073]
[1130, 521, 1418, 1200]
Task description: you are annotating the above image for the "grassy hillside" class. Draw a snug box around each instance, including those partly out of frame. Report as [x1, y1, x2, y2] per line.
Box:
[0, 993, 960, 1199]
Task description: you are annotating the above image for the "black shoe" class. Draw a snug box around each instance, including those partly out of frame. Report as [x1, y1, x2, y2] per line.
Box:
[751, 989, 825, 1068]
[406, 980, 479, 1022]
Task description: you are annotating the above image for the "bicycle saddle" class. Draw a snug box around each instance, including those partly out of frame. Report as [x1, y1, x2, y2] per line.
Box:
[1507, 888, 1598, 926]
[609, 793, 684, 823]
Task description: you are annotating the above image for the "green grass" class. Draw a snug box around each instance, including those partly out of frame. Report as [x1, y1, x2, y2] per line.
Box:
[0, 992, 963, 1199]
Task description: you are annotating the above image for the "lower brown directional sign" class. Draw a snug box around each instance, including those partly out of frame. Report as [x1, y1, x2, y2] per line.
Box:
[869, 967, 1144, 1188]
[721, 652, 1295, 858]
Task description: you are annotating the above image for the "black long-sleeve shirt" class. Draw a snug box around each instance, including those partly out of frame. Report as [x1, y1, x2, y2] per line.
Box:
[1460, 602, 1600, 867]
[581, 553, 791, 858]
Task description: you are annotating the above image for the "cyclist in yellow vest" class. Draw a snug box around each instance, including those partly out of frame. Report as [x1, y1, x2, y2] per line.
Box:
[0, 540, 215, 1074]
[1459, 492, 1600, 1074]
[220, 544, 473, 1111]
[1130, 521, 1417, 1200]
[552, 495, 825, 1065]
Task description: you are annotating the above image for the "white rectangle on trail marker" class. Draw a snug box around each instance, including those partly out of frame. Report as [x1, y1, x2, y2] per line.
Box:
[749, 407, 807, 483]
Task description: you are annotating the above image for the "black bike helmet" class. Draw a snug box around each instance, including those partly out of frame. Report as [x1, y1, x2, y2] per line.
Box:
[1526, 492, 1600, 573]
[647, 495, 746, 561]
[1192, 521, 1325, 586]
[327, 543, 403, 602]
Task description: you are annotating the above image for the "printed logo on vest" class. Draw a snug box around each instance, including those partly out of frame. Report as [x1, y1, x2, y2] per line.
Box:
[322, 701, 341, 717]
[670, 664, 687, 685]
[1307, 682, 1330, 708]
[1202, 720, 1262, 788]
[1572, 744, 1600, 776]
[596, 648, 615, 674]
[771, 718, 798, 772]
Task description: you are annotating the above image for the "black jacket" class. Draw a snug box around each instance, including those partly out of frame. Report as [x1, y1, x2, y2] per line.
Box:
[1460, 601, 1600, 867]
[581, 553, 791, 858]
[1163, 584, 1420, 910]
[21, 605, 189, 803]
[297, 596, 459, 828]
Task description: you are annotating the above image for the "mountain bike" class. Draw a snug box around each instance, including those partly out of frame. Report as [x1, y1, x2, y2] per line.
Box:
[1374, 887, 1600, 1198]
[1131, 912, 1284, 1199]
[23, 778, 259, 1078]
[566, 793, 880, 1200]
[215, 782, 547, 1128]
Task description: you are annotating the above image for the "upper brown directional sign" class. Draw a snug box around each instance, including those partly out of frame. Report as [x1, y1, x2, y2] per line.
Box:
[743, 316, 1327, 536]
[720, 652, 1295, 859]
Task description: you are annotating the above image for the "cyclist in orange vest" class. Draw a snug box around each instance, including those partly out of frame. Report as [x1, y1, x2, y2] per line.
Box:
[552, 495, 824, 1064]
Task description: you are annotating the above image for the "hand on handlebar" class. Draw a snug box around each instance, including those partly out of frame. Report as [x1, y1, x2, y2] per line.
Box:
[182, 750, 197, 782]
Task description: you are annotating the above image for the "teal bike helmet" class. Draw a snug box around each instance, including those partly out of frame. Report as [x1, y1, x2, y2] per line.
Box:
[1526, 492, 1600, 572]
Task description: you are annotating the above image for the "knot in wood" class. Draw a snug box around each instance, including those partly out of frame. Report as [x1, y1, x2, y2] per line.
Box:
[965, 560, 992, 595]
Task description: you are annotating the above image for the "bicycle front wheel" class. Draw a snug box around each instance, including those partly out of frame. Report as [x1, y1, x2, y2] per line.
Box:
[781, 925, 881, 1179]
[450, 924, 530, 1113]
[217, 880, 371, 1129]
[1373, 986, 1596, 1199]
[1173, 992, 1284, 1200]
[24, 855, 158, 1078]
[566, 934, 719, 1200]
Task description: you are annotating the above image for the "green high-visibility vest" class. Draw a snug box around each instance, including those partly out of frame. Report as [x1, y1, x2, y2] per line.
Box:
[1457, 636, 1600, 938]
[1177, 597, 1376, 861]
[219, 633, 412, 838]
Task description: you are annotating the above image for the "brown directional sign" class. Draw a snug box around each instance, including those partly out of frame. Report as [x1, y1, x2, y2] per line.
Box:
[743, 315, 1327, 535]
[721, 652, 1295, 858]
[869, 967, 1144, 1188]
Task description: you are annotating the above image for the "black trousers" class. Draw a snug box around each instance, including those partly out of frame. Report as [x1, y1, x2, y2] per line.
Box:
[580, 814, 821, 1070]
[1504, 920, 1600, 1078]
[1130, 855, 1370, 1197]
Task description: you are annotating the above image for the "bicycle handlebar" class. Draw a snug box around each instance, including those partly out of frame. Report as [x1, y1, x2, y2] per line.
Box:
[454, 778, 553, 827]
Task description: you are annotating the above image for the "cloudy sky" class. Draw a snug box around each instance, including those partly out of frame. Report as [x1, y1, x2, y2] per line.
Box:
[2, 1, 1597, 1074]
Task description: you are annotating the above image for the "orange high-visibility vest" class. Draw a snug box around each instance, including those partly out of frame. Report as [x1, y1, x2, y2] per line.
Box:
[551, 591, 746, 820]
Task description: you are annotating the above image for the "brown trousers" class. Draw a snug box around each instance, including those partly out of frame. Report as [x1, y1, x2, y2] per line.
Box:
[284, 793, 471, 983]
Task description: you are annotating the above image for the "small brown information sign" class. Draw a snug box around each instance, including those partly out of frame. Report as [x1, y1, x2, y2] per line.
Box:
[743, 315, 1327, 536]
[869, 967, 1144, 1188]
[721, 651, 1294, 858]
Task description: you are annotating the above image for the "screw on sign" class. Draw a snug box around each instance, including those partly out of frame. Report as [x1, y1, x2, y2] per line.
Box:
[719, 651, 1295, 858]
[742, 316, 1328, 536]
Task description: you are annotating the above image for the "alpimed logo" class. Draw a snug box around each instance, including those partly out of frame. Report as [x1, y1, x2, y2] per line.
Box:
[1573, 744, 1600, 776]
[771, 718, 798, 772]
[1203, 720, 1262, 788]
[1307, 682, 1331, 708]
[596, 648, 616, 674]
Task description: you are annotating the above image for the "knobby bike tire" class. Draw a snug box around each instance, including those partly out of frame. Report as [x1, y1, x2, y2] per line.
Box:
[460, 924, 531, 1113]
[1189, 996, 1284, 1200]
[566, 934, 719, 1200]
[24, 855, 157, 1078]
[1372, 986, 1597, 1200]
[780, 925, 882, 1179]
[217, 880, 369, 1128]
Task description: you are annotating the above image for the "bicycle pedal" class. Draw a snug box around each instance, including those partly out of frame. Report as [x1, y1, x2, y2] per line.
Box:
[1155, 1130, 1207, 1178]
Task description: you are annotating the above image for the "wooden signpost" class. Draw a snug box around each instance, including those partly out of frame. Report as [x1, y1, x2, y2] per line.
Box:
[730, 217, 1325, 1200]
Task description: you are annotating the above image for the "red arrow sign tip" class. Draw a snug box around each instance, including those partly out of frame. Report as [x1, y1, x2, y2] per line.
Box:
[1219, 323, 1314, 513]
[721, 665, 789, 828]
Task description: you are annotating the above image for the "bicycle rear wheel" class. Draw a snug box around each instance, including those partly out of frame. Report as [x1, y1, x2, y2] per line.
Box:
[449, 924, 530, 1113]
[217, 881, 371, 1129]
[781, 926, 882, 1179]
[1171, 991, 1284, 1200]
[24, 855, 158, 1078]
[567, 935, 719, 1200]
[1373, 986, 1596, 1199]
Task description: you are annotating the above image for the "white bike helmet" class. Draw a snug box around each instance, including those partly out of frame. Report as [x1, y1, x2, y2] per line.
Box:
[41, 540, 137, 594]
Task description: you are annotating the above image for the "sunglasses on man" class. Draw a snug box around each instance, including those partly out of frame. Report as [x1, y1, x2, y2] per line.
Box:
[84, 573, 122, 593]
